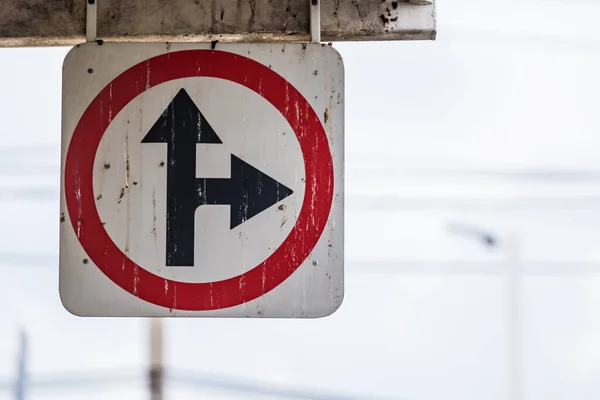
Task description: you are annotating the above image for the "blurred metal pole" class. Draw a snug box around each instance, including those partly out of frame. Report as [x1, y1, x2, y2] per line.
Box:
[14, 329, 27, 400]
[445, 222, 523, 399]
[506, 234, 523, 400]
[149, 319, 164, 400]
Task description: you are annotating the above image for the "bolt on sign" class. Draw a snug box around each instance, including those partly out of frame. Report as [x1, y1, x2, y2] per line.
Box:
[59, 42, 344, 318]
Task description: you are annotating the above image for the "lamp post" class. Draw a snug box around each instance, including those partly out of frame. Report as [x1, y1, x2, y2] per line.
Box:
[445, 222, 522, 400]
[149, 319, 164, 400]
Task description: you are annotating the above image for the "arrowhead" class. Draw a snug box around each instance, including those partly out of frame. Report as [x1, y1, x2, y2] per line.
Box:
[142, 88, 222, 144]
[228, 155, 294, 229]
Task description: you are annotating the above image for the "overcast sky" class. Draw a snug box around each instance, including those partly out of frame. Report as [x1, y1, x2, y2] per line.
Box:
[2, 0, 600, 399]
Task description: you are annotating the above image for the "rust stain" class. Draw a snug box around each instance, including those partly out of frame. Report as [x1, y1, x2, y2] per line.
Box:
[124, 129, 132, 264]
[125, 134, 131, 188]
[133, 265, 139, 296]
[352, 0, 366, 18]
[324, 108, 329, 124]
[173, 286, 178, 310]
[244, 0, 258, 30]
[152, 188, 157, 237]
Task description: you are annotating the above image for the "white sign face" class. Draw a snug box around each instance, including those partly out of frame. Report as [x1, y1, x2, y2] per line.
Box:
[59, 42, 344, 318]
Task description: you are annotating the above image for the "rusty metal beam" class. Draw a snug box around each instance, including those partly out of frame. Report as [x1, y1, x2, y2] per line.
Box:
[0, 0, 436, 47]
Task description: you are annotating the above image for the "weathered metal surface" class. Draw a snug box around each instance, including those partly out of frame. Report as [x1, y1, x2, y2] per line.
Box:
[0, 0, 435, 47]
[59, 42, 344, 318]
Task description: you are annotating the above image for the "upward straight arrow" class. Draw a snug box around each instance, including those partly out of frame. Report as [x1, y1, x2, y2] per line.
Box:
[142, 89, 293, 267]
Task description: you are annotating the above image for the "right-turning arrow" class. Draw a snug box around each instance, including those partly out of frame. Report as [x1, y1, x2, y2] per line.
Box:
[198, 154, 294, 229]
[142, 88, 294, 267]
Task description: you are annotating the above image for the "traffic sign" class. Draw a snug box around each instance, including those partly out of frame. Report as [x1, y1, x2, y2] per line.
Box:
[59, 42, 344, 318]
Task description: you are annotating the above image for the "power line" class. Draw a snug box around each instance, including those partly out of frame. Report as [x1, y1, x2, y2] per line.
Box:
[346, 195, 600, 210]
[347, 167, 600, 182]
[169, 369, 400, 400]
[0, 253, 58, 267]
[350, 260, 600, 276]
[0, 369, 144, 392]
[0, 369, 399, 400]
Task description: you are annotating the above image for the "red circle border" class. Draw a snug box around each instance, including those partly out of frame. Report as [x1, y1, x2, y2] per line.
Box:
[64, 49, 334, 311]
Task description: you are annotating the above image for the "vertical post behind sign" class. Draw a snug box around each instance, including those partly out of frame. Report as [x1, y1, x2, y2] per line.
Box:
[14, 329, 27, 400]
[149, 319, 164, 400]
[506, 234, 523, 400]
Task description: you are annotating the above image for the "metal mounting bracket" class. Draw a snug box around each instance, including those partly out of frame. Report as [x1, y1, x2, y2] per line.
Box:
[86, 0, 98, 42]
[310, 0, 321, 43]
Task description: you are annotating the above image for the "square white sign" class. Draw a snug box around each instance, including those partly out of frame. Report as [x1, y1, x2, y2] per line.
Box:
[59, 42, 344, 318]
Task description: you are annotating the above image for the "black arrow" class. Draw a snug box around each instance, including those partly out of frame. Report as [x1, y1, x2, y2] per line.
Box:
[142, 89, 294, 267]
[198, 154, 294, 229]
